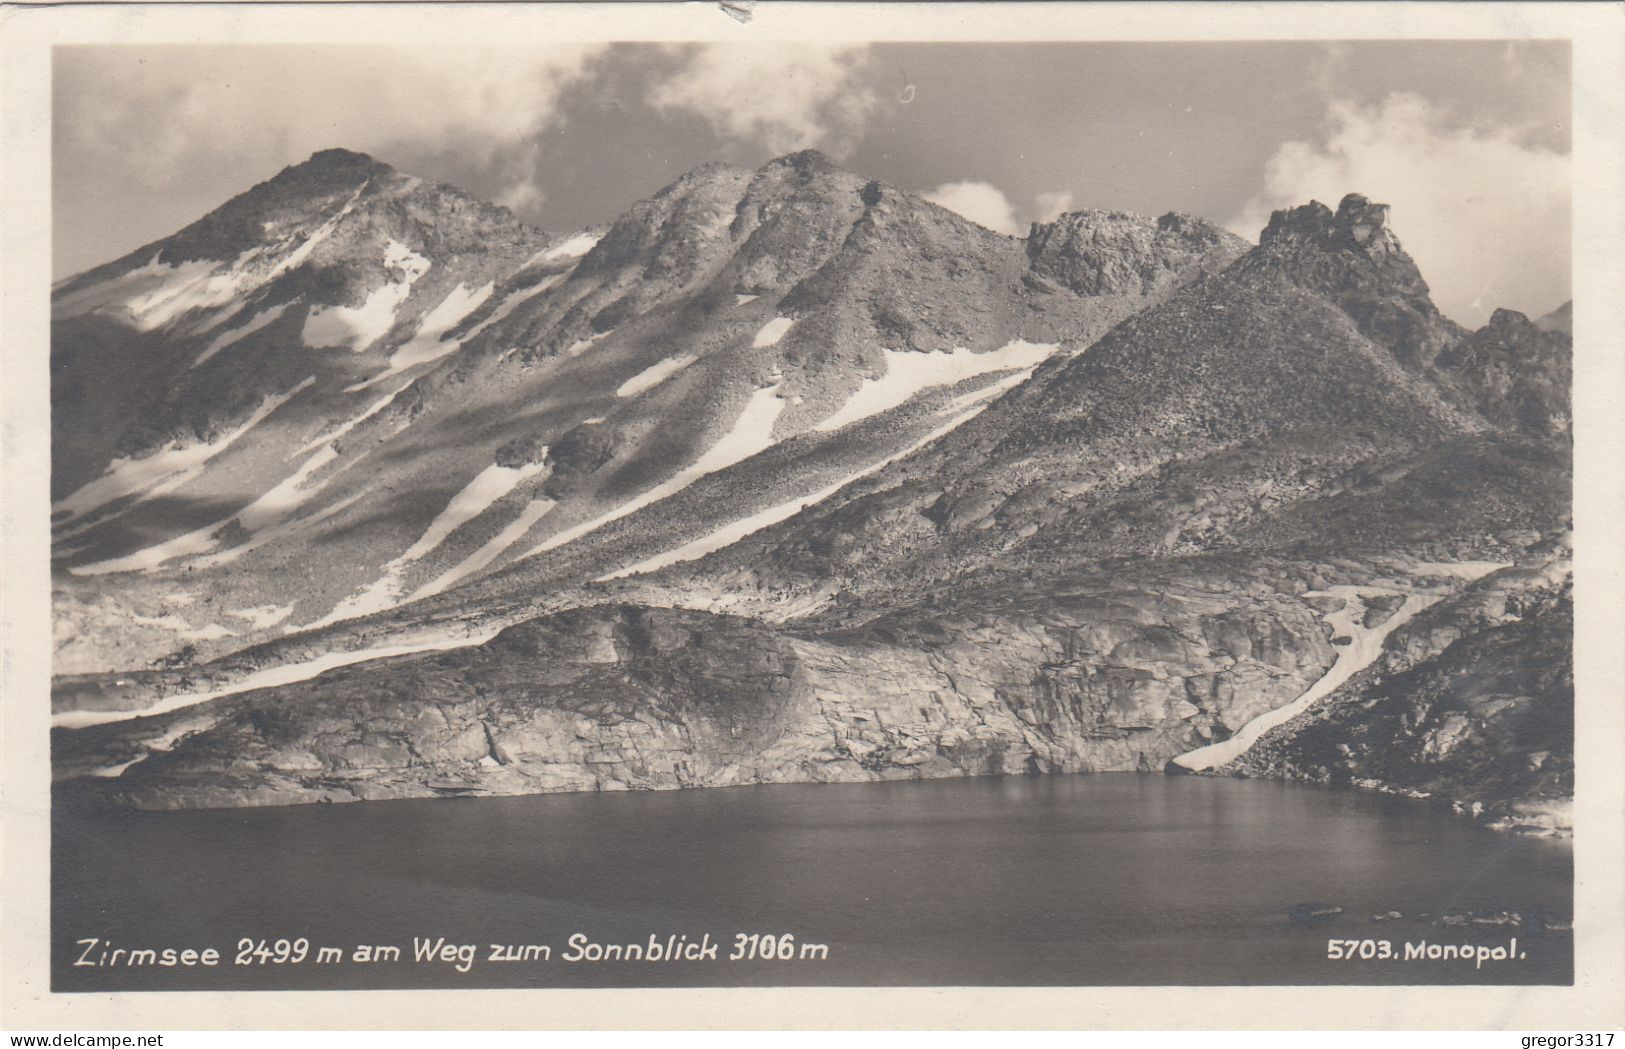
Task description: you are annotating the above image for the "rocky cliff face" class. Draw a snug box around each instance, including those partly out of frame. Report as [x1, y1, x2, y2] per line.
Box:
[1237, 193, 1466, 372]
[59, 565, 1341, 808]
[1025, 209, 1241, 297]
[1434, 308, 1572, 439]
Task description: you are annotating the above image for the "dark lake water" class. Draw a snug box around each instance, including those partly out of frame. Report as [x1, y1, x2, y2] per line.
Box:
[53, 774, 1572, 990]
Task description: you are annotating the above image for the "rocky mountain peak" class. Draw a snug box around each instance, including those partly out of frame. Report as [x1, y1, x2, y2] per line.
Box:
[1333, 193, 1394, 247]
[1431, 304, 1571, 438]
[572, 161, 752, 285]
[1155, 210, 1232, 243]
[1535, 300, 1573, 336]
[1025, 208, 1247, 297]
[302, 146, 383, 170]
[1259, 193, 1400, 258]
[1484, 306, 1540, 337]
[1241, 192, 1459, 370]
[766, 148, 840, 177]
[246, 147, 398, 214]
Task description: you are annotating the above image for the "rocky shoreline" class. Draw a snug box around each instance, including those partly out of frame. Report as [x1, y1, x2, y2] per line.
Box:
[54, 546, 1571, 826]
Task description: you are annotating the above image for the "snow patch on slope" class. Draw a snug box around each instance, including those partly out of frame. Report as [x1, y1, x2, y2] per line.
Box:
[189, 490, 366, 571]
[90, 720, 206, 778]
[54, 376, 316, 523]
[753, 316, 795, 348]
[53, 254, 256, 333]
[398, 462, 547, 565]
[599, 395, 1002, 581]
[1409, 560, 1513, 581]
[55, 177, 372, 335]
[1169, 564, 1513, 774]
[130, 613, 237, 642]
[235, 445, 341, 535]
[409, 497, 557, 601]
[817, 341, 1059, 433]
[302, 461, 547, 628]
[348, 281, 493, 390]
[535, 231, 603, 263]
[935, 367, 1036, 415]
[565, 332, 609, 357]
[525, 384, 787, 560]
[302, 283, 411, 352]
[457, 270, 568, 344]
[617, 354, 696, 397]
[1171, 587, 1428, 772]
[71, 519, 230, 577]
[54, 625, 507, 730]
[71, 417, 339, 577]
[295, 380, 414, 456]
[301, 240, 430, 352]
[264, 179, 371, 280]
[192, 303, 291, 368]
[227, 604, 295, 630]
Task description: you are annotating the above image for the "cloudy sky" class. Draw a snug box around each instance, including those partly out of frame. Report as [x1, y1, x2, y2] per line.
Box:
[54, 41, 1570, 326]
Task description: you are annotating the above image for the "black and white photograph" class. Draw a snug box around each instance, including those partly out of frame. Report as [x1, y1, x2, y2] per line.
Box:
[4, 0, 1623, 1033]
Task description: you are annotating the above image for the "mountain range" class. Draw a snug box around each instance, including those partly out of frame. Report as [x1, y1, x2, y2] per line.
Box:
[49, 149, 1573, 832]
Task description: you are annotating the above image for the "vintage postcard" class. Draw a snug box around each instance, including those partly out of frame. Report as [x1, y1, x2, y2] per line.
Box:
[2, 0, 1622, 1031]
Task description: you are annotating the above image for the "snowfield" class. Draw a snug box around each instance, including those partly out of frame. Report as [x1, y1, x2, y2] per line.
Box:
[350, 280, 494, 389]
[192, 303, 291, 368]
[752, 316, 795, 348]
[816, 340, 1059, 433]
[616, 354, 697, 397]
[536, 231, 603, 262]
[301, 461, 547, 628]
[1170, 562, 1507, 772]
[54, 376, 316, 524]
[524, 383, 787, 560]
[301, 240, 430, 352]
[53, 624, 508, 730]
[409, 497, 557, 601]
[598, 388, 1010, 580]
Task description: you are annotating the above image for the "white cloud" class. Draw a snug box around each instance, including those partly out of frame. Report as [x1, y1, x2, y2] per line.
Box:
[496, 180, 545, 214]
[1230, 93, 1571, 327]
[57, 45, 606, 207]
[648, 44, 880, 156]
[1034, 191, 1076, 223]
[924, 181, 1023, 236]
